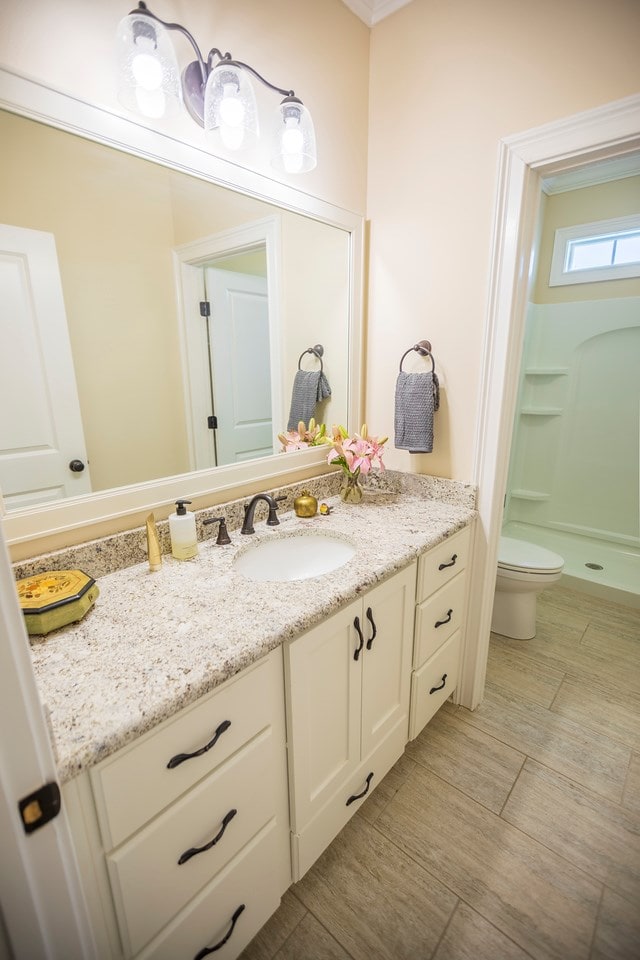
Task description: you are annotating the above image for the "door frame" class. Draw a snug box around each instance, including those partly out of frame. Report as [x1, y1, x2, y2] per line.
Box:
[0, 517, 96, 959]
[462, 92, 640, 709]
[173, 217, 282, 472]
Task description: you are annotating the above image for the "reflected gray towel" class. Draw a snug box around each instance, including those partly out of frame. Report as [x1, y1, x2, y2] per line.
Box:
[287, 370, 332, 431]
[394, 370, 440, 453]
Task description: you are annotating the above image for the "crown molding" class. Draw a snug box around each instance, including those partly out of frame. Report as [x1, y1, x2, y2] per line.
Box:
[341, 0, 415, 27]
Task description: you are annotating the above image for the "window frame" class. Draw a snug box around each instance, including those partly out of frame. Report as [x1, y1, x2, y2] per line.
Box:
[549, 213, 640, 286]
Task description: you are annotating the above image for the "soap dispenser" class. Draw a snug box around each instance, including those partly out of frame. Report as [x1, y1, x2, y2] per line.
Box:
[169, 500, 198, 560]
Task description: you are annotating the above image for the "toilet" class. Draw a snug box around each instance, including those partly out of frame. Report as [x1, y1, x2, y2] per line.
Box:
[492, 536, 564, 640]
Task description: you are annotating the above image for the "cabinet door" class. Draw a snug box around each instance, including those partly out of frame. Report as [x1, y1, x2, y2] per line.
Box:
[285, 598, 362, 832]
[360, 564, 416, 759]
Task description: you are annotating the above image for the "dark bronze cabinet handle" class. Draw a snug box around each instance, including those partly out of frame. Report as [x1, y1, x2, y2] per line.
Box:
[434, 609, 453, 629]
[353, 616, 364, 661]
[167, 720, 232, 769]
[346, 772, 374, 806]
[438, 554, 458, 571]
[367, 607, 378, 650]
[365, 606, 377, 650]
[178, 809, 237, 865]
[193, 904, 245, 959]
[429, 674, 448, 694]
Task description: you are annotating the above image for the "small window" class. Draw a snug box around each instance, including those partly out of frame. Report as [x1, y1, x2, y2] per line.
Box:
[549, 214, 640, 286]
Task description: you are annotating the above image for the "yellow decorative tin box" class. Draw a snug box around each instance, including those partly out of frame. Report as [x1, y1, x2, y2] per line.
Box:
[16, 570, 99, 636]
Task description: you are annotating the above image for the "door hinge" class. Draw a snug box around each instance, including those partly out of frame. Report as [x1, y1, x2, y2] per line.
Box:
[207, 415, 218, 430]
[199, 300, 211, 317]
[19, 782, 61, 834]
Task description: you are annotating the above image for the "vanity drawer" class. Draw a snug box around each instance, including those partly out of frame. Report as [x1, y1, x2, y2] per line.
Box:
[414, 571, 467, 668]
[416, 526, 470, 602]
[107, 728, 276, 958]
[91, 653, 277, 849]
[136, 820, 281, 960]
[409, 630, 461, 740]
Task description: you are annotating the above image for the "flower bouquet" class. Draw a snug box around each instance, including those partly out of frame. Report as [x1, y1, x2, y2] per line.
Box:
[278, 418, 331, 451]
[327, 424, 387, 503]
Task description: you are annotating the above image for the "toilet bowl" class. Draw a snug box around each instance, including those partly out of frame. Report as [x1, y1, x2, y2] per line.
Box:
[491, 536, 564, 640]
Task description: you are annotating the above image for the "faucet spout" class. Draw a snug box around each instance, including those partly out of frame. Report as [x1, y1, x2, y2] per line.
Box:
[241, 493, 285, 535]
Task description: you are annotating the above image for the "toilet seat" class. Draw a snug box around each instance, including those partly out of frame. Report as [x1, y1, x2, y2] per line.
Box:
[498, 536, 564, 575]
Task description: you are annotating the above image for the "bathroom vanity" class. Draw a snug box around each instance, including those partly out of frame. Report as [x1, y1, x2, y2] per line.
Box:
[22, 474, 475, 960]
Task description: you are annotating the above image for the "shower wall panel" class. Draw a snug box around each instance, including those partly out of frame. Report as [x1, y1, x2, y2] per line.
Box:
[506, 297, 640, 548]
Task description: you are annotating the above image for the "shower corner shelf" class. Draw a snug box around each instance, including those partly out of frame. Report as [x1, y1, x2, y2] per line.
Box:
[520, 406, 563, 416]
[524, 367, 569, 376]
[510, 489, 550, 501]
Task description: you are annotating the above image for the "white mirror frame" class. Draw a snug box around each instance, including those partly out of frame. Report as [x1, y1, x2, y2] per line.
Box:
[0, 68, 364, 548]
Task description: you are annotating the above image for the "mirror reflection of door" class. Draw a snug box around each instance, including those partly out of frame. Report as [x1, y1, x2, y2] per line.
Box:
[178, 238, 275, 471]
[0, 224, 92, 509]
[205, 266, 272, 465]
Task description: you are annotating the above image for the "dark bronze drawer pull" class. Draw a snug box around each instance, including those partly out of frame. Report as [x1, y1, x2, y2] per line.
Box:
[353, 616, 364, 661]
[194, 904, 245, 958]
[167, 719, 232, 769]
[346, 772, 374, 806]
[429, 674, 448, 694]
[178, 809, 237, 865]
[434, 609, 453, 629]
[365, 606, 377, 650]
[438, 553, 458, 571]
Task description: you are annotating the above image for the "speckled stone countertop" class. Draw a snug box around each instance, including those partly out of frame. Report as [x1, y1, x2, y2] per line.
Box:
[26, 472, 476, 783]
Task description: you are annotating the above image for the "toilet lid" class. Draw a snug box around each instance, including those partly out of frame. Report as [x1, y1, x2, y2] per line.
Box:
[498, 536, 564, 574]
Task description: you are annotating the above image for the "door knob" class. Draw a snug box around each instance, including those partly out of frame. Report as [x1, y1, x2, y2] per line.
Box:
[69, 459, 85, 473]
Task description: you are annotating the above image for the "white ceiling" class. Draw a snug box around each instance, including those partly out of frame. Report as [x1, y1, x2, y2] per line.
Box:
[340, 0, 415, 27]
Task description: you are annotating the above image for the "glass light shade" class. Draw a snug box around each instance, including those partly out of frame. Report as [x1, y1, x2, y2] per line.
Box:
[271, 97, 317, 174]
[203, 64, 258, 151]
[116, 12, 182, 119]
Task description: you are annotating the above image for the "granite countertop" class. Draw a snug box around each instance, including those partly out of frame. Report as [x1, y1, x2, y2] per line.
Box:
[28, 479, 476, 783]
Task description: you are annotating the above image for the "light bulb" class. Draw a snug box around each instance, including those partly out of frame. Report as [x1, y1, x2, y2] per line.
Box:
[282, 119, 304, 154]
[219, 83, 245, 127]
[131, 51, 163, 91]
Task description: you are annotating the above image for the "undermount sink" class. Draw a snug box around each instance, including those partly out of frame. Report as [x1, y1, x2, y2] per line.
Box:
[233, 532, 356, 582]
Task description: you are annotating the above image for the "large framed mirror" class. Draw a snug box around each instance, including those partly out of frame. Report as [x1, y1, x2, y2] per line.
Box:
[0, 69, 363, 551]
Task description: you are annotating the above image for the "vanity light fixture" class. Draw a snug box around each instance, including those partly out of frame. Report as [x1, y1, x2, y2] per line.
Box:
[116, 2, 317, 173]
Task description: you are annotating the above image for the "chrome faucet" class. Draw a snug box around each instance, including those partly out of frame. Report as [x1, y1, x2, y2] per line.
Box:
[241, 493, 286, 535]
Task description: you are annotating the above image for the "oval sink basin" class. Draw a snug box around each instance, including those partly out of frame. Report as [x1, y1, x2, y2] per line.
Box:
[233, 533, 356, 582]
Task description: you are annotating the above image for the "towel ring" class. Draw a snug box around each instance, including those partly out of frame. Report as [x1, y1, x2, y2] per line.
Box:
[298, 344, 324, 373]
[399, 339, 434, 373]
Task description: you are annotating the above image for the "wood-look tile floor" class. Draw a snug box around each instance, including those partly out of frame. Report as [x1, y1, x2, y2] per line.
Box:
[240, 586, 640, 960]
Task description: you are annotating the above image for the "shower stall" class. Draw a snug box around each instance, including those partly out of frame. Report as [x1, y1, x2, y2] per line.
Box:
[503, 295, 640, 608]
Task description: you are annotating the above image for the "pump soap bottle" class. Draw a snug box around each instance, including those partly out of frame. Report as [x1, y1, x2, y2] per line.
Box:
[169, 500, 198, 560]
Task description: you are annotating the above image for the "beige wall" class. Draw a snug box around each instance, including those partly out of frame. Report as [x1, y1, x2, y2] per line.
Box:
[534, 175, 640, 303]
[367, 0, 640, 480]
[0, 0, 370, 214]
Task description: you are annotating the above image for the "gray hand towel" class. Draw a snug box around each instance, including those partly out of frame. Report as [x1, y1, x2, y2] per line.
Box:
[394, 370, 440, 453]
[287, 370, 332, 431]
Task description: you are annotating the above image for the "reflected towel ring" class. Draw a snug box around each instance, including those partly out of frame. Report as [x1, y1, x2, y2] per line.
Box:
[298, 343, 324, 373]
[399, 339, 434, 373]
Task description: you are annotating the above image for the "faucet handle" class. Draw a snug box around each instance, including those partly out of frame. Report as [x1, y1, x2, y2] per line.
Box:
[267, 495, 287, 526]
[203, 516, 231, 545]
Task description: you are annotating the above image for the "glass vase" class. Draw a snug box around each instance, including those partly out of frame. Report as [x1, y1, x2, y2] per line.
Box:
[340, 472, 363, 504]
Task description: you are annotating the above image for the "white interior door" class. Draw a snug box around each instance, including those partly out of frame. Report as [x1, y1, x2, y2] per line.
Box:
[0, 519, 96, 959]
[0, 224, 91, 510]
[205, 267, 273, 464]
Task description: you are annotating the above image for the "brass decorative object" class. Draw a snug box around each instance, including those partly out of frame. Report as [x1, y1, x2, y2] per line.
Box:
[294, 490, 318, 518]
[16, 570, 99, 636]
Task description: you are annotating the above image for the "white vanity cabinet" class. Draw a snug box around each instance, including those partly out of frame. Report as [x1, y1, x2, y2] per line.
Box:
[409, 526, 471, 738]
[284, 563, 417, 879]
[66, 648, 290, 960]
